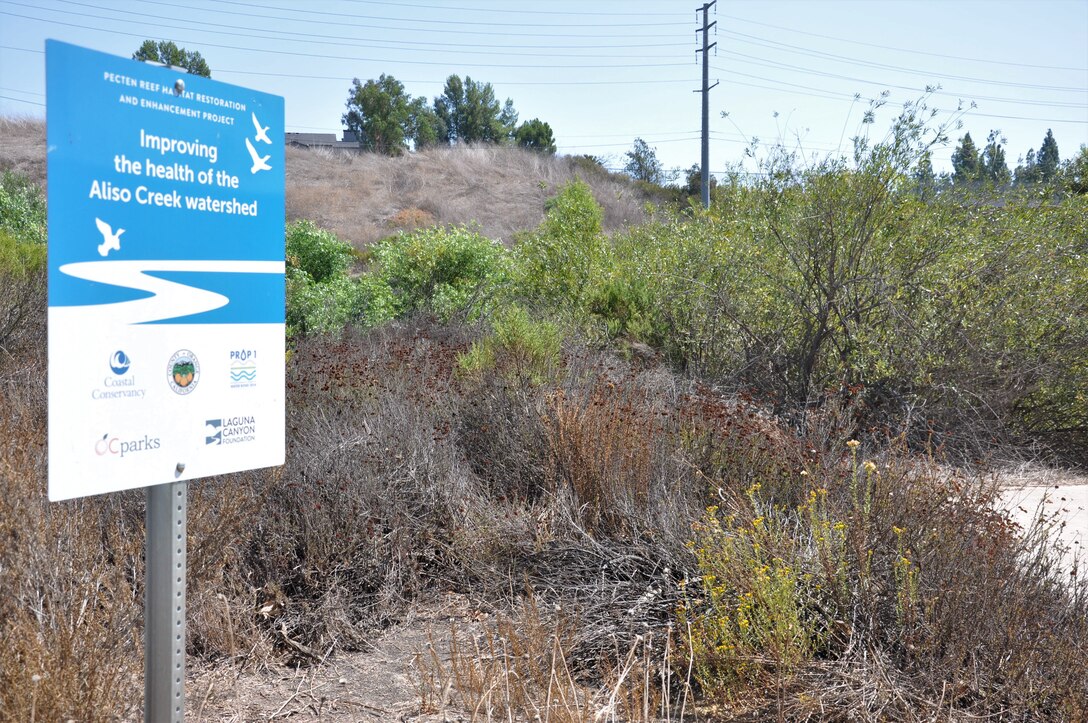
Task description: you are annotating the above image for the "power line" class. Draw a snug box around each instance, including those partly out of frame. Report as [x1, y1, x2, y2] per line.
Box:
[44, 0, 690, 51]
[0, 10, 692, 69]
[0, 94, 43, 106]
[719, 11, 1087, 72]
[0, 86, 43, 96]
[0, 42, 695, 87]
[0, 44, 42, 53]
[183, 0, 690, 27]
[716, 52, 1084, 95]
[560, 136, 703, 150]
[28, 0, 683, 59]
[713, 66, 1088, 125]
[132, 0, 688, 37]
[216, 68, 695, 86]
[720, 29, 1088, 97]
[345, 0, 680, 16]
[966, 110, 1088, 124]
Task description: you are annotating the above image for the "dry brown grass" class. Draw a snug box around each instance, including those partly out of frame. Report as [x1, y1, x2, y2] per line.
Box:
[0, 350, 144, 720]
[286, 143, 649, 249]
[416, 595, 679, 723]
[0, 117, 46, 187]
[0, 117, 649, 249]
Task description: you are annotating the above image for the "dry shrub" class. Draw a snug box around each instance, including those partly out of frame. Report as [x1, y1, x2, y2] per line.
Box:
[0, 348, 277, 717]
[536, 352, 803, 542]
[684, 437, 1088, 719]
[251, 323, 480, 652]
[0, 354, 143, 720]
[0, 264, 44, 359]
[184, 471, 272, 662]
[416, 595, 676, 723]
[455, 370, 553, 503]
[387, 206, 436, 231]
[546, 383, 657, 536]
[881, 467, 1088, 718]
[0, 116, 46, 187]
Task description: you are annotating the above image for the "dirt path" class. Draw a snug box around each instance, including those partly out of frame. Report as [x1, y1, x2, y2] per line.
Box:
[997, 463, 1088, 574]
[188, 596, 478, 722]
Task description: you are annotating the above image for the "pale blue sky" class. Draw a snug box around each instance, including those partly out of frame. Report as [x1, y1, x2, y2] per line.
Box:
[2, 0, 1086, 176]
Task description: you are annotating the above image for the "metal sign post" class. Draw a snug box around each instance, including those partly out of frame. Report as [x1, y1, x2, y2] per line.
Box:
[145, 482, 187, 722]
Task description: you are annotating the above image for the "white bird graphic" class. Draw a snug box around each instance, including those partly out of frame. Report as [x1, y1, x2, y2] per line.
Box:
[245, 137, 272, 174]
[251, 112, 271, 144]
[94, 217, 123, 257]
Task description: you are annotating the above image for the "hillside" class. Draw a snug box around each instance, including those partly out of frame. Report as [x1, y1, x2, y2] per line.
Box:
[0, 117, 651, 247]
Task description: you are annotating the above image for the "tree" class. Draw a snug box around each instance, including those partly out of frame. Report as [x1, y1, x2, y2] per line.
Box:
[912, 150, 937, 200]
[624, 138, 666, 185]
[434, 75, 516, 144]
[979, 130, 1011, 186]
[499, 100, 519, 139]
[343, 75, 412, 155]
[408, 96, 443, 150]
[683, 163, 717, 198]
[514, 119, 556, 154]
[1037, 128, 1060, 182]
[132, 40, 210, 77]
[951, 132, 979, 186]
[1065, 144, 1088, 195]
[1014, 148, 1041, 186]
[342, 75, 437, 155]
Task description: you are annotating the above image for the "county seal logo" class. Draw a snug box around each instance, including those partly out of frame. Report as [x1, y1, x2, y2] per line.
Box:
[167, 350, 200, 395]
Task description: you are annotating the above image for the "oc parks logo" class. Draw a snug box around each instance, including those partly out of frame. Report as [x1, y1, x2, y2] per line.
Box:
[167, 350, 200, 395]
[94, 432, 160, 458]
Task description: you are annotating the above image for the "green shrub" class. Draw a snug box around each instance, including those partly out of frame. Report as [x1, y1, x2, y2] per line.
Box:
[585, 267, 660, 343]
[683, 497, 827, 696]
[283, 220, 396, 338]
[0, 172, 46, 246]
[0, 173, 46, 355]
[370, 224, 509, 321]
[286, 219, 356, 283]
[513, 180, 605, 308]
[587, 108, 1086, 460]
[0, 227, 45, 276]
[458, 305, 562, 384]
[286, 272, 393, 338]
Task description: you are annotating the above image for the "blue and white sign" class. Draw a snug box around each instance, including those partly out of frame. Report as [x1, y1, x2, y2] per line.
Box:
[46, 41, 285, 500]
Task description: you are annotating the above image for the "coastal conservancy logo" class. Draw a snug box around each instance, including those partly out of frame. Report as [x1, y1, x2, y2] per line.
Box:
[94, 432, 160, 458]
[204, 415, 256, 446]
[93, 350, 146, 400]
[167, 349, 200, 394]
[109, 350, 131, 375]
[229, 349, 256, 388]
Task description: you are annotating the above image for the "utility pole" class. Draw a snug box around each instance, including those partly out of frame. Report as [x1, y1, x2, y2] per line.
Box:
[695, 1, 718, 209]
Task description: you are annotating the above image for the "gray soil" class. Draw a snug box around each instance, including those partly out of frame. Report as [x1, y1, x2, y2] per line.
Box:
[189, 595, 480, 722]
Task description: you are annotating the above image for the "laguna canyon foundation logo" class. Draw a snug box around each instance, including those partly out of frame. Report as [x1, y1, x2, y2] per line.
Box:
[167, 349, 200, 395]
